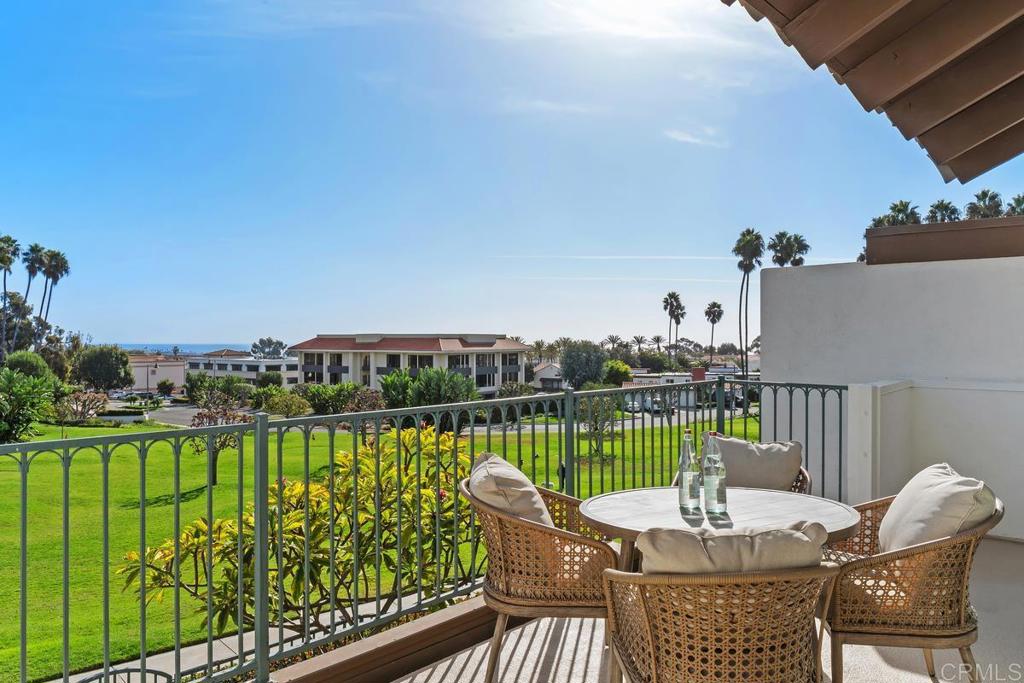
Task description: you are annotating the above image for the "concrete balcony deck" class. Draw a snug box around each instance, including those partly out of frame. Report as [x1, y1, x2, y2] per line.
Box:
[392, 539, 1022, 683]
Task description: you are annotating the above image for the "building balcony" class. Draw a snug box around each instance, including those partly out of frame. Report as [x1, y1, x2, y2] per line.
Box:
[448, 366, 471, 376]
[501, 364, 520, 373]
[474, 366, 497, 375]
[376, 367, 400, 376]
[327, 364, 349, 374]
[301, 364, 322, 373]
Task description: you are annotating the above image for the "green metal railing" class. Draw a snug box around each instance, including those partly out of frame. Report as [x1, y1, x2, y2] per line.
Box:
[1, 377, 845, 682]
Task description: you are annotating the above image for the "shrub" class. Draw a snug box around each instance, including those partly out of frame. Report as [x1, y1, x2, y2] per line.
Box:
[256, 371, 283, 388]
[98, 408, 147, 417]
[379, 370, 413, 409]
[156, 379, 175, 396]
[120, 427, 472, 638]
[304, 383, 359, 415]
[184, 372, 212, 404]
[4, 350, 54, 380]
[55, 391, 108, 423]
[73, 345, 133, 392]
[409, 368, 479, 433]
[265, 391, 311, 418]
[602, 359, 632, 387]
[497, 382, 535, 399]
[560, 340, 608, 389]
[0, 368, 53, 443]
[250, 385, 284, 410]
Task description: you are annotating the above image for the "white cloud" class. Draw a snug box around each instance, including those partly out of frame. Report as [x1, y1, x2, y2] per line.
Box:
[664, 126, 729, 148]
[499, 96, 600, 115]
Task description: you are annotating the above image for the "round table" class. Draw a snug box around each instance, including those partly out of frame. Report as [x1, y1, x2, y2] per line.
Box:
[579, 486, 861, 571]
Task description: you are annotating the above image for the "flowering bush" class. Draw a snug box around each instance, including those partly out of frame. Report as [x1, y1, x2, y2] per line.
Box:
[119, 427, 475, 637]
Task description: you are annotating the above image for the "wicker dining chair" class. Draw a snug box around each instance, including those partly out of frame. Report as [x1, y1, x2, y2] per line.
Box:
[604, 563, 839, 683]
[459, 478, 619, 683]
[823, 496, 1005, 683]
[671, 463, 812, 494]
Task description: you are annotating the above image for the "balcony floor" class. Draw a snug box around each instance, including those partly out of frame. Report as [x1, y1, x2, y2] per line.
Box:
[394, 539, 1022, 683]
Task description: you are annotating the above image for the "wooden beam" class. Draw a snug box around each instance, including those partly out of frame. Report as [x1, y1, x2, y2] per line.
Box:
[843, 0, 1024, 111]
[784, 0, 914, 69]
[918, 75, 1024, 165]
[886, 20, 1024, 139]
[733, 0, 789, 27]
[769, 0, 817, 20]
[826, 0, 949, 76]
[943, 118, 1024, 183]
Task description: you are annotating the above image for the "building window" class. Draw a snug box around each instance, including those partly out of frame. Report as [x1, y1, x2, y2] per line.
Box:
[476, 353, 496, 368]
[203, 362, 214, 370]
[232, 364, 243, 371]
[329, 353, 345, 366]
[287, 377, 298, 384]
[188, 362, 200, 370]
[501, 371, 518, 384]
[246, 364, 260, 372]
[448, 354, 470, 369]
[303, 353, 323, 366]
[286, 364, 298, 371]
[265, 364, 281, 372]
[217, 363, 228, 371]
[501, 353, 519, 366]
[386, 354, 401, 369]
[476, 372, 496, 388]
[409, 355, 433, 369]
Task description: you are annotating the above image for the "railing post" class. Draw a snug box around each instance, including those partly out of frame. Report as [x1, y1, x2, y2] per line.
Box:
[563, 389, 575, 496]
[716, 376, 727, 434]
[253, 413, 271, 682]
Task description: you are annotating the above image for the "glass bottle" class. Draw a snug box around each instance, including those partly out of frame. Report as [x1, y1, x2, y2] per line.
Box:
[677, 429, 701, 510]
[703, 431, 728, 514]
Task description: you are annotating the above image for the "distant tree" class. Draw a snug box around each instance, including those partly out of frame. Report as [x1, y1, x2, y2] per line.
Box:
[497, 382, 535, 399]
[40, 249, 70, 324]
[1006, 194, 1024, 217]
[662, 292, 682, 354]
[508, 335, 525, 344]
[560, 340, 608, 389]
[704, 302, 724, 365]
[36, 328, 85, 380]
[529, 339, 546, 364]
[9, 243, 45, 352]
[768, 231, 792, 266]
[887, 200, 922, 225]
[184, 371, 212, 404]
[171, 345, 181, 358]
[4, 350, 54, 380]
[732, 228, 763, 377]
[638, 350, 674, 373]
[0, 368, 53, 443]
[966, 189, 1003, 219]
[926, 199, 961, 222]
[602, 334, 623, 349]
[73, 345, 133, 392]
[266, 391, 311, 418]
[631, 335, 647, 354]
[717, 342, 740, 355]
[650, 335, 665, 352]
[156, 379, 175, 396]
[56, 391, 108, 423]
[749, 335, 761, 354]
[603, 359, 632, 387]
[250, 337, 287, 359]
[256, 371, 283, 388]
[0, 235, 19, 358]
[789, 234, 809, 266]
[188, 406, 254, 485]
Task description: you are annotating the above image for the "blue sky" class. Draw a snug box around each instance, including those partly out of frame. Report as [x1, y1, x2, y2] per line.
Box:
[1, 0, 1022, 347]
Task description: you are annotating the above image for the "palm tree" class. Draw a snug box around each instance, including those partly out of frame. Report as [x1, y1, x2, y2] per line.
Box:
[508, 335, 525, 344]
[704, 301, 723, 366]
[650, 334, 665, 352]
[732, 228, 764, 377]
[632, 335, 647, 354]
[603, 334, 623, 349]
[1005, 194, 1024, 217]
[887, 200, 922, 225]
[544, 343, 558, 363]
[965, 189, 1003, 219]
[672, 304, 685, 359]
[42, 250, 70, 323]
[0, 235, 19, 356]
[926, 199, 961, 222]
[10, 243, 45, 350]
[768, 231, 792, 266]
[662, 292, 677, 351]
[530, 339, 546, 364]
[789, 234, 809, 266]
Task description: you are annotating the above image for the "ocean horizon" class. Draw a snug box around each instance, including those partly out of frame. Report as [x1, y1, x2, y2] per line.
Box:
[108, 342, 249, 354]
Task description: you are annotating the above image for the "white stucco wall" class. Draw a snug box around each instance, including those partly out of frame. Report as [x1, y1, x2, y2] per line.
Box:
[762, 259, 1024, 539]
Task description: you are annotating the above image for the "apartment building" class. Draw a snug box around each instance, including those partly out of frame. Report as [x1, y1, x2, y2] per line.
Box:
[289, 334, 530, 396]
[185, 350, 300, 384]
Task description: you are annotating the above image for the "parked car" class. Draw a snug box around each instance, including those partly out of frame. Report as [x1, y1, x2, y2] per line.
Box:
[624, 400, 642, 413]
[645, 397, 667, 414]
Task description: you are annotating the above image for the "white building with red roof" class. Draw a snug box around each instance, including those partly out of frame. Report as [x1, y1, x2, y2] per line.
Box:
[289, 334, 530, 396]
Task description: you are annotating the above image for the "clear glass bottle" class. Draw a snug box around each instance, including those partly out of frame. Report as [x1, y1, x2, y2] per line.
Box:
[677, 429, 701, 510]
[703, 431, 728, 514]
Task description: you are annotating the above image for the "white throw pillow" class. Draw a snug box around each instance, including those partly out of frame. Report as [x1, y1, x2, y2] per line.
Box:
[877, 463, 996, 553]
[637, 522, 828, 574]
[705, 433, 803, 490]
[468, 453, 553, 527]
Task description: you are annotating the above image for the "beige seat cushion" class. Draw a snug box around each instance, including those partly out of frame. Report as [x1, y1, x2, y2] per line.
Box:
[469, 453, 553, 527]
[636, 521, 828, 574]
[704, 433, 803, 490]
[877, 463, 996, 553]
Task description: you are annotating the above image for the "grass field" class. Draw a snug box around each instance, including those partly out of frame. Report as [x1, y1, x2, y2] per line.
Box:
[0, 412, 759, 681]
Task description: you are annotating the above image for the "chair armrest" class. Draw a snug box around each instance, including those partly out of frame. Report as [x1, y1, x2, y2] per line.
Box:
[538, 487, 608, 541]
[824, 495, 894, 560]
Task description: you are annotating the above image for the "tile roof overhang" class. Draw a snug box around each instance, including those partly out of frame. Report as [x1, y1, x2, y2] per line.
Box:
[722, 0, 1024, 183]
[289, 335, 531, 353]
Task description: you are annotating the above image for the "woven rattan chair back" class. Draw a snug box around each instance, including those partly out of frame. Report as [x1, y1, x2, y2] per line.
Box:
[604, 564, 838, 683]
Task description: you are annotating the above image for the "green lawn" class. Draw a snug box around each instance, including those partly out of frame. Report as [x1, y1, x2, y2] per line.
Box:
[0, 412, 759, 681]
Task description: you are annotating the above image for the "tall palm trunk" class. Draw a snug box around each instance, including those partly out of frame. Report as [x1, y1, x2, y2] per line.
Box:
[1, 271, 7, 356]
[9, 275, 32, 351]
[743, 275, 751, 378]
[44, 282, 55, 322]
[737, 273, 746, 376]
[709, 323, 715, 366]
[38, 278, 49, 320]
[667, 316, 672, 356]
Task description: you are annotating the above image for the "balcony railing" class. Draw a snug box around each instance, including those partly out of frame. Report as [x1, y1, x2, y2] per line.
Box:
[1, 378, 845, 683]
